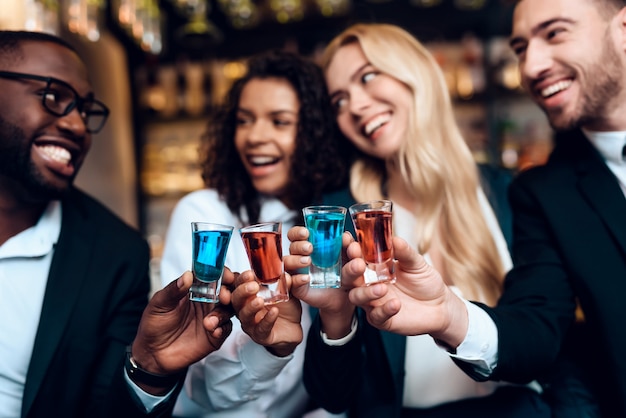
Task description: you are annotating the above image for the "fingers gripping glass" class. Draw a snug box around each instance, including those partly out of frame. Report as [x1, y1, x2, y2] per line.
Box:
[0, 71, 110, 133]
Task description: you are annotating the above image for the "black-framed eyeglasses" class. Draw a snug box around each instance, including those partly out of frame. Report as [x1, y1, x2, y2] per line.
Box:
[0, 70, 110, 133]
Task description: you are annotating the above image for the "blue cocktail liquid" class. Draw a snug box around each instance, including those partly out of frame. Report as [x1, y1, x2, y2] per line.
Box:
[192, 229, 232, 282]
[305, 211, 344, 267]
[304, 211, 344, 288]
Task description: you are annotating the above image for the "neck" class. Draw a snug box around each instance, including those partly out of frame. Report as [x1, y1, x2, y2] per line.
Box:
[385, 165, 418, 213]
[0, 183, 49, 247]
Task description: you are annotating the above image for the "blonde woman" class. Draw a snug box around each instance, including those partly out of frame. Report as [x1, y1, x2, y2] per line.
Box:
[289, 23, 549, 417]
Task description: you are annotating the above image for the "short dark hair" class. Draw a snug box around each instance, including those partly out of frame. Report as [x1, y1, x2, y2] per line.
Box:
[514, 0, 625, 16]
[0, 31, 77, 68]
[201, 49, 351, 225]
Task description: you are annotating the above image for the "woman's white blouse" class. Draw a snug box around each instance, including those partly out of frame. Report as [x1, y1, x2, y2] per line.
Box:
[160, 189, 340, 418]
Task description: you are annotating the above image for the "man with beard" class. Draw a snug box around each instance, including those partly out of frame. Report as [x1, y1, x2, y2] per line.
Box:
[0, 31, 234, 417]
[295, 0, 626, 416]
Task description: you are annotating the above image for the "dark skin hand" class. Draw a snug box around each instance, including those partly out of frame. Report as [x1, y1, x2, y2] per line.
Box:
[231, 270, 303, 357]
[130, 270, 235, 395]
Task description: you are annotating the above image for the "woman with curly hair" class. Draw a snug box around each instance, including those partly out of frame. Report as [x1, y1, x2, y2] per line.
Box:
[160, 49, 350, 417]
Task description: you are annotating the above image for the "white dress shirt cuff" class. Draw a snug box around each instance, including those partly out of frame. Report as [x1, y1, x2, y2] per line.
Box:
[239, 338, 294, 378]
[447, 299, 498, 377]
[320, 315, 358, 346]
[124, 368, 175, 412]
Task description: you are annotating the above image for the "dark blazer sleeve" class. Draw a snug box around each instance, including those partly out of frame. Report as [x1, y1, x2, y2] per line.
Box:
[483, 172, 577, 383]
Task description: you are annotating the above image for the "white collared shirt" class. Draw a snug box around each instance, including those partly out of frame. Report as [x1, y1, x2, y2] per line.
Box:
[583, 129, 626, 196]
[0, 201, 61, 417]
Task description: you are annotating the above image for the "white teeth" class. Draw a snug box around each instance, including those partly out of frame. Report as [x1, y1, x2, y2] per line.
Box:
[249, 155, 278, 166]
[39, 145, 71, 165]
[541, 80, 572, 97]
[364, 114, 390, 136]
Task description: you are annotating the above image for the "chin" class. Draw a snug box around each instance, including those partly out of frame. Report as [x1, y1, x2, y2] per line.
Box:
[254, 183, 285, 198]
[545, 107, 580, 131]
[548, 115, 581, 131]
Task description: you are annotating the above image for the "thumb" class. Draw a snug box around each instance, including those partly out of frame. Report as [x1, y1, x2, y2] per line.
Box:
[392, 237, 428, 271]
[151, 271, 193, 310]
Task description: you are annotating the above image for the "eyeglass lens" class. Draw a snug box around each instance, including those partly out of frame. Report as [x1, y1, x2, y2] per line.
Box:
[43, 78, 108, 133]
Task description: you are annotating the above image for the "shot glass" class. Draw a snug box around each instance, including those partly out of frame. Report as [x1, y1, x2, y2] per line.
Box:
[240, 222, 289, 305]
[348, 200, 395, 285]
[302, 205, 347, 288]
[190, 222, 234, 303]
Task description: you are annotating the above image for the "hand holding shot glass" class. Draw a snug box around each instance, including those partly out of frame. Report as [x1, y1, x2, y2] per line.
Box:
[240, 222, 289, 305]
[349, 199, 396, 285]
[190, 222, 234, 303]
[302, 205, 347, 288]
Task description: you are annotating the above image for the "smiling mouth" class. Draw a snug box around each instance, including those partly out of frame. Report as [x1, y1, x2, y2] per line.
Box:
[363, 113, 390, 138]
[38, 144, 72, 165]
[247, 155, 280, 167]
[540, 80, 573, 98]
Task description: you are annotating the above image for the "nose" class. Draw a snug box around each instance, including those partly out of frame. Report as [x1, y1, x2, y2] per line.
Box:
[245, 119, 272, 144]
[56, 107, 88, 137]
[348, 86, 372, 116]
[520, 39, 552, 83]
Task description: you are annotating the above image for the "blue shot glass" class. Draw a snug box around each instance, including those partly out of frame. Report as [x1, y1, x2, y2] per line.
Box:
[190, 222, 234, 303]
[302, 206, 347, 288]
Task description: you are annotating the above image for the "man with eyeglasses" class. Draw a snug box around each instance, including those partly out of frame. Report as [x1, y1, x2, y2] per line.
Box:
[0, 31, 235, 417]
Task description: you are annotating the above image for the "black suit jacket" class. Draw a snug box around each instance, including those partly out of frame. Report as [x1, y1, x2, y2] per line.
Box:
[21, 188, 179, 418]
[475, 130, 626, 417]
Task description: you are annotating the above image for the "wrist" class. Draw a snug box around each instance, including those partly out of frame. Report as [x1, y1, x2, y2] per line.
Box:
[431, 292, 468, 349]
[265, 343, 298, 358]
[125, 345, 185, 394]
[319, 307, 355, 339]
[321, 314, 358, 346]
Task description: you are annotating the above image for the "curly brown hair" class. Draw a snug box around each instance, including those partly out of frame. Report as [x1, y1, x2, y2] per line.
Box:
[201, 49, 352, 225]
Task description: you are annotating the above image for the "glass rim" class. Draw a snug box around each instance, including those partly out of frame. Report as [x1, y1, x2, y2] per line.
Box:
[348, 199, 393, 214]
[191, 221, 234, 231]
[302, 205, 347, 214]
[239, 221, 281, 233]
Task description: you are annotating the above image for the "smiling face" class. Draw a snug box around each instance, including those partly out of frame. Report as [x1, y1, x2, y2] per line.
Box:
[234, 77, 299, 198]
[0, 40, 92, 201]
[325, 42, 413, 161]
[510, 0, 626, 131]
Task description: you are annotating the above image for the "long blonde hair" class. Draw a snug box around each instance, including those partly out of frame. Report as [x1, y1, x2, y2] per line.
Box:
[322, 24, 504, 305]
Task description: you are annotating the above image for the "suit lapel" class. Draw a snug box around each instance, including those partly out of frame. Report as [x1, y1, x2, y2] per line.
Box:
[571, 132, 626, 258]
[22, 192, 93, 418]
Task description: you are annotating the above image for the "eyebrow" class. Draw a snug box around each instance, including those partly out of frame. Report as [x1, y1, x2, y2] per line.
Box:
[328, 61, 371, 102]
[509, 17, 576, 48]
[236, 108, 298, 117]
